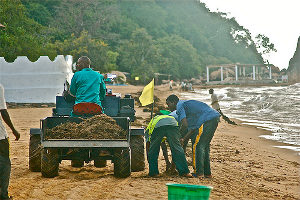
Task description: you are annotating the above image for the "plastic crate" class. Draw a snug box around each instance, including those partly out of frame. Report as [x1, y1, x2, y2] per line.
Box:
[166, 183, 212, 200]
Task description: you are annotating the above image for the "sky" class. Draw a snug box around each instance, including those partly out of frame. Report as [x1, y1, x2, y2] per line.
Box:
[200, 0, 300, 70]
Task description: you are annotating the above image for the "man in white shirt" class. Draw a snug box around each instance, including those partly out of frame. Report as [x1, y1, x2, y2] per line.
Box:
[209, 88, 236, 125]
[0, 84, 20, 200]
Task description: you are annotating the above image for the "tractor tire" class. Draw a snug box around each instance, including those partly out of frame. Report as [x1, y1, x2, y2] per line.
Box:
[71, 160, 84, 168]
[94, 159, 107, 168]
[130, 135, 145, 172]
[29, 134, 41, 172]
[41, 148, 59, 178]
[114, 148, 131, 178]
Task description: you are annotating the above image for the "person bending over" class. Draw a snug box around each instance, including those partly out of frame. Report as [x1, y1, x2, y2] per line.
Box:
[209, 89, 236, 125]
[145, 114, 192, 178]
[166, 94, 220, 178]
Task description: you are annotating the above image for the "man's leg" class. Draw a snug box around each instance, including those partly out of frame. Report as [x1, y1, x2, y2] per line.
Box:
[200, 118, 219, 176]
[165, 126, 190, 176]
[160, 141, 171, 171]
[148, 127, 165, 176]
[0, 139, 11, 200]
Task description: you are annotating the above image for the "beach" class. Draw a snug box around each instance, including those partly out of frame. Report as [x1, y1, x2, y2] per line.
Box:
[5, 84, 300, 200]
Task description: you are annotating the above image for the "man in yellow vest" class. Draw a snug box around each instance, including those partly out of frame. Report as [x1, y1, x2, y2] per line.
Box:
[145, 113, 192, 177]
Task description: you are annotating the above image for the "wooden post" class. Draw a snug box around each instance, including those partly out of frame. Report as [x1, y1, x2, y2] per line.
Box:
[221, 66, 223, 81]
[206, 66, 210, 82]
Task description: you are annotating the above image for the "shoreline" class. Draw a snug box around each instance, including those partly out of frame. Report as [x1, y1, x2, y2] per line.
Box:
[5, 84, 300, 199]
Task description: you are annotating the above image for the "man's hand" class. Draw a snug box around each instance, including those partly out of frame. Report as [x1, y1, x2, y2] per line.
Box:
[12, 129, 20, 141]
[180, 138, 185, 146]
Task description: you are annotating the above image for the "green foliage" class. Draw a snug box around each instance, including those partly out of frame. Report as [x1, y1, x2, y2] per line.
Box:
[0, 0, 47, 62]
[118, 28, 159, 82]
[155, 35, 201, 80]
[48, 31, 113, 72]
[0, 0, 273, 82]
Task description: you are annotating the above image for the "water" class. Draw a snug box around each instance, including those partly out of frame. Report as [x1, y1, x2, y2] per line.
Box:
[181, 83, 300, 155]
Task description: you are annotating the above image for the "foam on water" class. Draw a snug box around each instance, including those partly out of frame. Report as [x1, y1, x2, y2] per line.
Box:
[181, 83, 300, 154]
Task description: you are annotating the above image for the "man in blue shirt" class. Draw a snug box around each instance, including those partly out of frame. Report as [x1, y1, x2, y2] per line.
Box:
[166, 94, 220, 178]
[70, 56, 106, 115]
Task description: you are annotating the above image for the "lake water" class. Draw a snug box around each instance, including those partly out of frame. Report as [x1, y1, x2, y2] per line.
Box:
[181, 83, 300, 155]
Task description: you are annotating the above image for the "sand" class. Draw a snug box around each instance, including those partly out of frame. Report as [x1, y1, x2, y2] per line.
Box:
[4, 84, 300, 200]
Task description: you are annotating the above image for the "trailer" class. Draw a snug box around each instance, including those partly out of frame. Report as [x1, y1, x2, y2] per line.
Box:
[29, 94, 145, 178]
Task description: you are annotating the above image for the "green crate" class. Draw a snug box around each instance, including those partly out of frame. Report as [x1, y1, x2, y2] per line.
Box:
[166, 183, 212, 200]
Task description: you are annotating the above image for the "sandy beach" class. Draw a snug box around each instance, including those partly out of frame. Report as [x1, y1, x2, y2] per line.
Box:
[5, 84, 300, 200]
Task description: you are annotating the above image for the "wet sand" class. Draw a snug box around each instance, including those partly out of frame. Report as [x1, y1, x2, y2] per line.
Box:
[5, 84, 300, 199]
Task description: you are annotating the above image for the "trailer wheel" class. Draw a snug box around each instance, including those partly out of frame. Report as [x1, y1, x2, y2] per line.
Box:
[114, 148, 131, 178]
[71, 160, 84, 168]
[94, 159, 107, 168]
[41, 148, 59, 178]
[29, 134, 41, 172]
[130, 135, 145, 172]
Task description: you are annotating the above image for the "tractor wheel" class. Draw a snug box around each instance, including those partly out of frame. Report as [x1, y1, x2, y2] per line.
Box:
[71, 160, 84, 168]
[94, 159, 107, 168]
[114, 148, 131, 178]
[41, 148, 59, 178]
[130, 135, 145, 172]
[29, 134, 41, 172]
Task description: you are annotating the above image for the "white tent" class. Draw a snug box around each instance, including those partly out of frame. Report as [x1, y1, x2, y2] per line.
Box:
[0, 55, 73, 103]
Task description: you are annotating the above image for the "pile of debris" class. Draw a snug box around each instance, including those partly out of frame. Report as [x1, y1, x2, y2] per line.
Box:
[45, 114, 127, 140]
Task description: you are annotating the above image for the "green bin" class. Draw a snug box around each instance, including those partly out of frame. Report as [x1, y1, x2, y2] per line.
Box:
[166, 183, 212, 200]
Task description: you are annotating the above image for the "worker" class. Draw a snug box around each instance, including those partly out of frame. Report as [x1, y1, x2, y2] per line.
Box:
[145, 113, 192, 178]
[0, 84, 20, 200]
[103, 74, 112, 84]
[69, 56, 106, 116]
[209, 89, 236, 125]
[166, 94, 220, 178]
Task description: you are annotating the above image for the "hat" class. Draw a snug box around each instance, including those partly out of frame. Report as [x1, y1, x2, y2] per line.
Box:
[159, 110, 171, 115]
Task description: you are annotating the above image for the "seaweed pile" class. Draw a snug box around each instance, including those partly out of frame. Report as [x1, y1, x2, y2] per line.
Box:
[45, 114, 127, 140]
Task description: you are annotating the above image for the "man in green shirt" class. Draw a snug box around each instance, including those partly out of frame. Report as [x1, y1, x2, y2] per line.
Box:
[145, 114, 192, 178]
[69, 56, 106, 115]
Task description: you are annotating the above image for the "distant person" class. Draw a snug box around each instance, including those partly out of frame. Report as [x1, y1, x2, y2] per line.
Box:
[180, 81, 186, 91]
[0, 84, 20, 200]
[103, 73, 112, 84]
[169, 80, 173, 91]
[69, 56, 106, 116]
[166, 94, 220, 178]
[209, 89, 237, 125]
[187, 83, 193, 91]
[145, 113, 192, 178]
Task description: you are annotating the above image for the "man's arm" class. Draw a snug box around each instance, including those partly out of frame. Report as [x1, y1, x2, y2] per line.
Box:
[69, 75, 77, 97]
[99, 80, 106, 101]
[0, 109, 20, 140]
[179, 118, 188, 136]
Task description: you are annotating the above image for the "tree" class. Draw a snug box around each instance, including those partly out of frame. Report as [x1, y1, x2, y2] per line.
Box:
[0, 0, 47, 62]
[118, 28, 160, 82]
[155, 35, 201, 80]
[255, 34, 277, 64]
[48, 31, 116, 72]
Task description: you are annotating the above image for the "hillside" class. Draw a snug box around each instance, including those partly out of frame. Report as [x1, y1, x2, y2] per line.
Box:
[0, 0, 274, 81]
[288, 36, 300, 82]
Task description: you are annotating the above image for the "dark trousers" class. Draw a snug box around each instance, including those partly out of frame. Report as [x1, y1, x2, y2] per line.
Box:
[191, 117, 219, 176]
[0, 138, 11, 199]
[148, 126, 190, 176]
